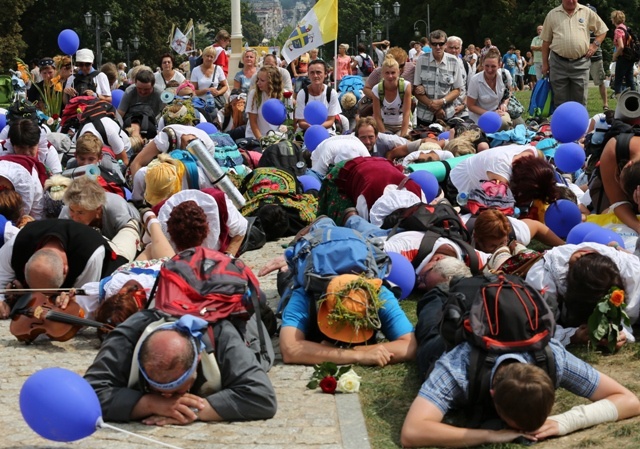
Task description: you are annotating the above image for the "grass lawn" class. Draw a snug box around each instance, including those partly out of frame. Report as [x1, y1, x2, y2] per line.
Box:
[358, 86, 640, 449]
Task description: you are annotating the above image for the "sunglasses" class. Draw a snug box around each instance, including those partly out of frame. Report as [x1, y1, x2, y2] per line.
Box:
[39, 59, 54, 68]
[62, 64, 72, 69]
[77, 62, 93, 67]
[431, 42, 446, 47]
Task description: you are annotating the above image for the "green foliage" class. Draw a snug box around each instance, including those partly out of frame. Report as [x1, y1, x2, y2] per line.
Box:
[0, 0, 35, 72]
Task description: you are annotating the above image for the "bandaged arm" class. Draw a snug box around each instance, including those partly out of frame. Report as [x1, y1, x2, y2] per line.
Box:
[548, 399, 618, 435]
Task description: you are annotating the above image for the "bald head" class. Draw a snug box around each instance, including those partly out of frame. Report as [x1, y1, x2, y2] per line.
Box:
[140, 329, 196, 384]
[24, 248, 65, 289]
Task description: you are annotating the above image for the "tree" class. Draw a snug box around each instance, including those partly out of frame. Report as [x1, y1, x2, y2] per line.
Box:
[0, 0, 35, 72]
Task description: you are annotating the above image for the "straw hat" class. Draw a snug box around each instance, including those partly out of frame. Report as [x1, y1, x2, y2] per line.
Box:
[317, 274, 384, 344]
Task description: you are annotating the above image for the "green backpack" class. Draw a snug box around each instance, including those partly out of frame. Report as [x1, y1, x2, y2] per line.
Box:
[377, 77, 406, 106]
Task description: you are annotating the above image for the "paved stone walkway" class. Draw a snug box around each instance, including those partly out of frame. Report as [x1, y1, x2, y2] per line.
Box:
[0, 240, 371, 449]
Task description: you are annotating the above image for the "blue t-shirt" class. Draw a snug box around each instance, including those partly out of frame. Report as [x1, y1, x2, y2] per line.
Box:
[281, 285, 414, 341]
[502, 53, 518, 76]
[234, 71, 251, 93]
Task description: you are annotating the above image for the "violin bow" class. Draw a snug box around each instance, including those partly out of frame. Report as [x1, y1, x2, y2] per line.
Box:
[0, 288, 87, 295]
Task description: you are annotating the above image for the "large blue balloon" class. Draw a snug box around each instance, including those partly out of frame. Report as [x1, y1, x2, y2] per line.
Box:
[0, 112, 5, 130]
[110, 89, 124, 110]
[478, 111, 502, 133]
[551, 101, 589, 143]
[303, 101, 328, 126]
[409, 170, 439, 203]
[554, 142, 585, 173]
[385, 252, 416, 300]
[262, 98, 287, 126]
[195, 122, 218, 135]
[544, 199, 582, 239]
[20, 367, 102, 442]
[298, 174, 321, 192]
[566, 222, 601, 244]
[583, 227, 625, 248]
[304, 124, 330, 151]
[438, 131, 450, 141]
[58, 30, 80, 56]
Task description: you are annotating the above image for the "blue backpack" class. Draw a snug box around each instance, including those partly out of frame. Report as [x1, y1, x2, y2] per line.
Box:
[281, 217, 390, 297]
[528, 76, 555, 119]
[338, 75, 365, 102]
[209, 132, 247, 175]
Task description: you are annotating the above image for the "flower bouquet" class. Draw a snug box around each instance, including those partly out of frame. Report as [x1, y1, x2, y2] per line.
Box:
[587, 287, 630, 352]
[307, 362, 361, 394]
[15, 58, 63, 122]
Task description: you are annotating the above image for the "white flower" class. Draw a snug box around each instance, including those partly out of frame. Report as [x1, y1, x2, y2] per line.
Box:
[336, 369, 361, 393]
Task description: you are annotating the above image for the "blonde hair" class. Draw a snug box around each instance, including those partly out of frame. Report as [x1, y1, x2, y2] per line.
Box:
[203, 46, 217, 57]
[75, 133, 103, 157]
[63, 176, 106, 211]
[382, 54, 399, 70]
[443, 130, 481, 156]
[611, 10, 626, 25]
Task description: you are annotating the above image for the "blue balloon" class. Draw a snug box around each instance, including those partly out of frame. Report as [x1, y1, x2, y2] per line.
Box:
[304, 124, 330, 151]
[477, 111, 502, 133]
[20, 367, 102, 442]
[262, 98, 287, 126]
[554, 142, 585, 173]
[550, 101, 589, 143]
[195, 122, 218, 135]
[110, 89, 124, 110]
[57, 29, 80, 55]
[438, 131, 450, 141]
[303, 101, 328, 126]
[583, 228, 625, 248]
[409, 170, 439, 203]
[298, 174, 321, 192]
[566, 222, 601, 245]
[0, 112, 5, 130]
[385, 252, 416, 300]
[544, 199, 582, 239]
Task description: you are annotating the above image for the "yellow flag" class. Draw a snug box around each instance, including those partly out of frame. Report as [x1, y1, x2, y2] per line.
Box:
[282, 0, 338, 64]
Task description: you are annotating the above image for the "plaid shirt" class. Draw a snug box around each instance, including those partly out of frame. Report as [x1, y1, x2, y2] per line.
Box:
[418, 339, 600, 416]
[414, 52, 464, 123]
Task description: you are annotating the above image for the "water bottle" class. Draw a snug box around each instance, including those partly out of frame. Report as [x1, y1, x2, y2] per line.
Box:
[513, 207, 520, 219]
[205, 91, 215, 112]
[456, 191, 468, 207]
[61, 164, 100, 180]
[591, 115, 608, 145]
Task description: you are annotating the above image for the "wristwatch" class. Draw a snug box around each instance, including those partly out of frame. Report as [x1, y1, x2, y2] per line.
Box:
[594, 40, 601, 47]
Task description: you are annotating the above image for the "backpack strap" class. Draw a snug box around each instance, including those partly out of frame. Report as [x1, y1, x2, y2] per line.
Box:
[616, 132, 633, 165]
[500, 70, 510, 102]
[466, 347, 497, 426]
[304, 85, 332, 108]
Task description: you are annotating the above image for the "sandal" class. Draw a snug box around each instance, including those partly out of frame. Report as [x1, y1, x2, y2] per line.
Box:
[603, 106, 610, 111]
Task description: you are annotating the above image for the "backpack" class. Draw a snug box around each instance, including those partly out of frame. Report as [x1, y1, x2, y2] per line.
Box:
[303, 85, 333, 106]
[528, 76, 555, 119]
[209, 132, 245, 173]
[148, 246, 272, 366]
[438, 273, 557, 424]
[258, 139, 307, 177]
[338, 75, 365, 102]
[123, 102, 157, 139]
[376, 78, 406, 107]
[461, 180, 516, 216]
[281, 218, 390, 342]
[619, 25, 640, 63]
[358, 54, 374, 76]
[76, 99, 119, 145]
[7, 99, 39, 126]
[382, 200, 481, 274]
[72, 71, 99, 97]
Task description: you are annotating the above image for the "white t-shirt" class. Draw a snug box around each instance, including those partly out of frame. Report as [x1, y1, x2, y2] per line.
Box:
[245, 90, 283, 139]
[467, 69, 509, 123]
[190, 65, 226, 100]
[0, 127, 62, 174]
[153, 124, 214, 154]
[154, 70, 186, 91]
[353, 53, 372, 77]
[461, 213, 532, 246]
[449, 144, 537, 194]
[74, 117, 131, 155]
[310, 135, 370, 176]
[65, 71, 112, 97]
[372, 80, 411, 126]
[294, 85, 342, 131]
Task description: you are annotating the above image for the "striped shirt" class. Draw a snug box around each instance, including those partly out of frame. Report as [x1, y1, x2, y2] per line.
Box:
[414, 52, 463, 122]
[418, 339, 600, 416]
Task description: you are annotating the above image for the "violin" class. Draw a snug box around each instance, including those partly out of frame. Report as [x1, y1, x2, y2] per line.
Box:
[9, 292, 113, 343]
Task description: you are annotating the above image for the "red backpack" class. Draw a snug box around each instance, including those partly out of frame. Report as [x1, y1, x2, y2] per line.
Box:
[148, 247, 270, 357]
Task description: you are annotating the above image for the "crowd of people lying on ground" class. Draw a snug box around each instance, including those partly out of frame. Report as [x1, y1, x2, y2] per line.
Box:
[4, 25, 640, 446]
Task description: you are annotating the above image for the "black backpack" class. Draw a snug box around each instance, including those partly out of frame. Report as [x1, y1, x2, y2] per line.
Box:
[123, 102, 157, 139]
[257, 140, 307, 177]
[620, 25, 640, 63]
[439, 273, 557, 425]
[302, 85, 332, 105]
[382, 200, 481, 274]
[73, 71, 99, 96]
